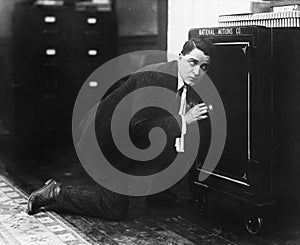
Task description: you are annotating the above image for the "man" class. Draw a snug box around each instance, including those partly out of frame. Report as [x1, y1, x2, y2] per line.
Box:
[27, 37, 215, 220]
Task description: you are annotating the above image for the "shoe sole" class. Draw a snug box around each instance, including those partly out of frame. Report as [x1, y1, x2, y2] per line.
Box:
[27, 179, 55, 215]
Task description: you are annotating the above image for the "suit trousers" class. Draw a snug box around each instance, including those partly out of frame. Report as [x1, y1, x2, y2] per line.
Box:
[52, 183, 130, 221]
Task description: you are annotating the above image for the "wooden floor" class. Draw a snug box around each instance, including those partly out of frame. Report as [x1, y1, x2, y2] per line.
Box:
[1, 135, 300, 245]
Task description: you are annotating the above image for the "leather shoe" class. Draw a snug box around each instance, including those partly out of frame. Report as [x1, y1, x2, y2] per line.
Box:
[27, 179, 61, 215]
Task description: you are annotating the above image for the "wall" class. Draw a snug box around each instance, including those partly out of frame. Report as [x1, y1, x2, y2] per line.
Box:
[0, 0, 19, 131]
[116, 0, 167, 55]
[167, 0, 251, 57]
[0, 0, 16, 38]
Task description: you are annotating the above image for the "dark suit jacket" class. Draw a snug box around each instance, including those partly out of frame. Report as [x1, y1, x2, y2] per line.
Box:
[95, 60, 209, 175]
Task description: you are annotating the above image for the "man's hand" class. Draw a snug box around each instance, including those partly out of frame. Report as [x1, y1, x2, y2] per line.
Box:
[184, 103, 208, 125]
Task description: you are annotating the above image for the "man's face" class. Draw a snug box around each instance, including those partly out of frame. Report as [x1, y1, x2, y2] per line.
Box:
[178, 48, 210, 86]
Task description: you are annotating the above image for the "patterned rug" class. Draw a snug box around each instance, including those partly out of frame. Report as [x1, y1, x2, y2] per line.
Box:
[0, 175, 91, 245]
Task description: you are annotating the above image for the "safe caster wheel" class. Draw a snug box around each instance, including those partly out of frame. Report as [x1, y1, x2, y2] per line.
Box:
[244, 217, 263, 235]
[194, 194, 208, 212]
[190, 184, 209, 212]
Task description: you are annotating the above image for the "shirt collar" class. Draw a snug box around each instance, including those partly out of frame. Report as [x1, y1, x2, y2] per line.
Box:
[177, 69, 185, 91]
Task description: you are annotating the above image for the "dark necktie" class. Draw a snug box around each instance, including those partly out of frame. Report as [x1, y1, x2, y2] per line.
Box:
[176, 84, 188, 98]
[175, 84, 188, 152]
[178, 85, 188, 115]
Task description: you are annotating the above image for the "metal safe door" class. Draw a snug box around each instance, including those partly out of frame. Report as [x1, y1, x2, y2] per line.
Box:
[206, 41, 251, 182]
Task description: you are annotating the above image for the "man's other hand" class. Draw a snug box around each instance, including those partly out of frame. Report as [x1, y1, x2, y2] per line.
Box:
[184, 103, 208, 124]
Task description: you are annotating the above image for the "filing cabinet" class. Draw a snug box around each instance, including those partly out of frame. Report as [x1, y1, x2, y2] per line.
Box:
[11, 1, 117, 146]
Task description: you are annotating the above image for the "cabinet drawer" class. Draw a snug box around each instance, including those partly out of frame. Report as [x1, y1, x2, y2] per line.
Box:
[30, 44, 66, 64]
[75, 12, 116, 33]
[71, 46, 112, 64]
[31, 8, 70, 33]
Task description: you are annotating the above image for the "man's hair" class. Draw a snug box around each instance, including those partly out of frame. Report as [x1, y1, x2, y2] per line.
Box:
[181, 37, 216, 62]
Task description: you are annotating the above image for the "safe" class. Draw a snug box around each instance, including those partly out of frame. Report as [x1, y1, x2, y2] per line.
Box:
[188, 26, 300, 234]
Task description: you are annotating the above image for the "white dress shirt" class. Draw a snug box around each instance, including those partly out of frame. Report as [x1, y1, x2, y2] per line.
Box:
[175, 71, 187, 152]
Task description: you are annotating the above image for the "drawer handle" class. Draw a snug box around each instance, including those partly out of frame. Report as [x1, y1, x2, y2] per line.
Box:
[44, 16, 56, 23]
[87, 17, 97, 24]
[88, 49, 97, 56]
[89, 81, 98, 87]
[46, 49, 56, 56]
